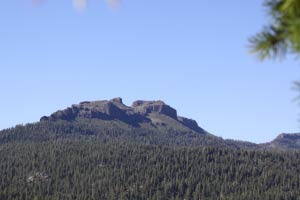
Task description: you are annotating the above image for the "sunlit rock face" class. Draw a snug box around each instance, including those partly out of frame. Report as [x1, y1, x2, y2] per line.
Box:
[131, 100, 177, 119]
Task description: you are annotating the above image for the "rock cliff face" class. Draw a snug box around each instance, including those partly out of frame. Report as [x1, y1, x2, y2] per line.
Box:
[131, 100, 177, 119]
[41, 97, 205, 133]
[177, 117, 205, 133]
[41, 98, 147, 125]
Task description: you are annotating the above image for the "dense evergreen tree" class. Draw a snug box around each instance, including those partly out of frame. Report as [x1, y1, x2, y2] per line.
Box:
[1, 120, 300, 199]
[1, 141, 300, 199]
[250, 0, 300, 60]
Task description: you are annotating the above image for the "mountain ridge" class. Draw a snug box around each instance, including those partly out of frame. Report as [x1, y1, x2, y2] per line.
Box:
[261, 132, 300, 149]
[40, 97, 207, 134]
[0, 97, 299, 150]
[1, 98, 300, 200]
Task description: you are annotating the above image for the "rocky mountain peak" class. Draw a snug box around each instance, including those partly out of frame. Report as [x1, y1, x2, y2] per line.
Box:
[262, 133, 300, 149]
[131, 100, 165, 107]
[131, 100, 177, 119]
[111, 97, 123, 104]
[40, 98, 205, 133]
[276, 133, 300, 140]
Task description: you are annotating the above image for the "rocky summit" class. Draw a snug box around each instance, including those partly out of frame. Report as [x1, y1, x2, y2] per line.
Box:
[263, 133, 300, 149]
[40, 97, 205, 133]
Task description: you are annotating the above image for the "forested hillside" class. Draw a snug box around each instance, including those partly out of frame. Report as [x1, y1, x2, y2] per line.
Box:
[1, 99, 300, 199]
[0, 119, 227, 147]
[1, 140, 300, 200]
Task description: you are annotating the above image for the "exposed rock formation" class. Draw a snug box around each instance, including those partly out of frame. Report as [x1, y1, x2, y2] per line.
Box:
[41, 98, 148, 125]
[27, 172, 49, 183]
[177, 116, 205, 133]
[41, 98, 205, 133]
[131, 100, 177, 119]
[262, 133, 300, 149]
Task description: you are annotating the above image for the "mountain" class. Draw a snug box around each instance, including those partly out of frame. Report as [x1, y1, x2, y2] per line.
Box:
[262, 133, 300, 149]
[0, 97, 297, 149]
[40, 97, 206, 134]
[0, 97, 235, 147]
[1, 98, 300, 199]
[38, 98, 300, 150]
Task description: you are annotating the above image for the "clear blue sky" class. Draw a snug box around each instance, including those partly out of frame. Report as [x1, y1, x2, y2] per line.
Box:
[0, 0, 299, 143]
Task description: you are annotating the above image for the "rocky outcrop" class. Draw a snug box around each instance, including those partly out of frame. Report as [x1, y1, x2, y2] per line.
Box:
[41, 98, 149, 125]
[131, 100, 177, 119]
[40, 97, 204, 133]
[262, 133, 300, 149]
[27, 172, 49, 183]
[177, 116, 205, 133]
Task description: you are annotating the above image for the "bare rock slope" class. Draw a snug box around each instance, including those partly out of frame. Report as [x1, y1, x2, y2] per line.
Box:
[41, 97, 206, 134]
